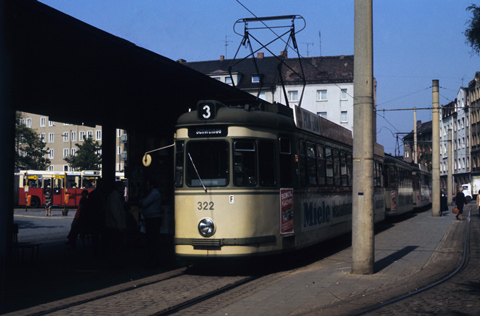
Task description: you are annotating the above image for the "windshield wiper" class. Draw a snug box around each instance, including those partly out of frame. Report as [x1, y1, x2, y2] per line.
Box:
[188, 153, 207, 193]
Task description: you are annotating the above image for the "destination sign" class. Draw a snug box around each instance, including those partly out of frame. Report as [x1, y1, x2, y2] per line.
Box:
[188, 126, 227, 138]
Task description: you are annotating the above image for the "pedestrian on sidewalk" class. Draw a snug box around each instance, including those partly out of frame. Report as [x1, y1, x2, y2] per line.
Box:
[45, 186, 52, 216]
[455, 187, 466, 221]
[66, 189, 89, 249]
[476, 190, 480, 216]
[140, 179, 163, 268]
[105, 181, 127, 268]
[440, 189, 448, 216]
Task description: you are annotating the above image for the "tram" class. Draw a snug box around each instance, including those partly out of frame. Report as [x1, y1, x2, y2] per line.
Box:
[383, 155, 432, 217]
[173, 100, 385, 259]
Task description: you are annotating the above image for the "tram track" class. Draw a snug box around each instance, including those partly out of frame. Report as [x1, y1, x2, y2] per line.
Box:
[28, 266, 263, 316]
[351, 207, 472, 316]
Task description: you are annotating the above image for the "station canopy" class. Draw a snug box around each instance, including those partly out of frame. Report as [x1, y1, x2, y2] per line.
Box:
[8, 0, 256, 134]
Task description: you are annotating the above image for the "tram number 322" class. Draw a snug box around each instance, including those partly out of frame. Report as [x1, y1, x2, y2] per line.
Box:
[198, 201, 215, 210]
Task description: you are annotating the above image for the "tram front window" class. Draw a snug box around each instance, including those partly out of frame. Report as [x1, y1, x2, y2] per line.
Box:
[186, 141, 229, 187]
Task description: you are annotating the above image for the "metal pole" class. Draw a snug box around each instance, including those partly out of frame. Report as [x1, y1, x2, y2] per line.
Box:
[432, 80, 441, 217]
[352, 0, 375, 275]
[447, 128, 453, 205]
[414, 107, 417, 164]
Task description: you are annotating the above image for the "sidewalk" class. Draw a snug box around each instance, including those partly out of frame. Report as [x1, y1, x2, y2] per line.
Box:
[2, 207, 464, 316]
[209, 208, 465, 316]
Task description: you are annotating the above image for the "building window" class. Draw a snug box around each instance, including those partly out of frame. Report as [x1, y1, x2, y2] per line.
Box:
[316, 89, 327, 101]
[318, 112, 327, 119]
[288, 90, 298, 102]
[96, 130, 102, 140]
[79, 131, 85, 141]
[117, 129, 122, 137]
[71, 148, 76, 156]
[48, 132, 54, 143]
[87, 130, 93, 139]
[71, 131, 76, 142]
[117, 146, 121, 155]
[49, 149, 54, 159]
[341, 89, 348, 100]
[40, 117, 46, 127]
[63, 148, 69, 158]
[49, 120, 54, 127]
[63, 132, 69, 142]
[341, 111, 348, 122]
[26, 118, 32, 128]
[252, 75, 260, 83]
[40, 133, 46, 143]
[48, 165, 54, 171]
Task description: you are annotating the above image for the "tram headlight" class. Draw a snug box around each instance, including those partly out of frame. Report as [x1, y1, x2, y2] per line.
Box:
[198, 218, 215, 237]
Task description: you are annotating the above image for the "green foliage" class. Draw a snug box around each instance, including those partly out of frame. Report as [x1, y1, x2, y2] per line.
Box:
[15, 112, 51, 170]
[64, 135, 102, 170]
[465, 4, 480, 55]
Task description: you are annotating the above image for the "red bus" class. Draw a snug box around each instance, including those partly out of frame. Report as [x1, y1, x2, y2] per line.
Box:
[14, 170, 101, 208]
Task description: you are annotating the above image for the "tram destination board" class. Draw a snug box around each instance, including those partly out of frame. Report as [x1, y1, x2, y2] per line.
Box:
[188, 126, 228, 138]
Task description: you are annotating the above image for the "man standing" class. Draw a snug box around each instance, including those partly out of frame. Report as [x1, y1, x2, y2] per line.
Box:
[140, 179, 163, 268]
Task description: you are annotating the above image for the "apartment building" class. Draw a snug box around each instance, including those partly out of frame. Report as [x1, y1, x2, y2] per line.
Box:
[18, 112, 127, 172]
[439, 87, 471, 191]
[181, 53, 370, 134]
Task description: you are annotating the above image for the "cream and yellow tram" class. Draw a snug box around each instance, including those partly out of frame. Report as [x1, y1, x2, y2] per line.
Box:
[174, 100, 385, 259]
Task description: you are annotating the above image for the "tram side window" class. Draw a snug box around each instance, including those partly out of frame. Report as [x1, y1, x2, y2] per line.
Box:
[175, 141, 184, 187]
[346, 153, 353, 186]
[306, 143, 317, 186]
[187, 140, 229, 187]
[234, 140, 257, 187]
[387, 165, 397, 188]
[316, 144, 326, 186]
[325, 147, 334, 186]
[299, 141, 307, 187]
[258, 140, 276, 187]
[279, 138, 293, 187]
[340, 151, 348, 187]
[333, 149, 341, 186]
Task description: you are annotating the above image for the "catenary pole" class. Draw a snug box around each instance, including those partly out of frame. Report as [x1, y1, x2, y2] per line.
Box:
[414, 107, 418, 164]
[447, 129, 453, 205]
[432, 80, 441, 217]
[352, 0, 375, 275]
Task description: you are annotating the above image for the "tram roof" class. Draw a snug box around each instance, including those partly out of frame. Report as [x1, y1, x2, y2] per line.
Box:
[8, 0, 257, 134]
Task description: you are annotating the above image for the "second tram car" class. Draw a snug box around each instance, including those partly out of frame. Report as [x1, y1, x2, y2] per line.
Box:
[383, 155, 432, 216]
[174, 100, 385, 259]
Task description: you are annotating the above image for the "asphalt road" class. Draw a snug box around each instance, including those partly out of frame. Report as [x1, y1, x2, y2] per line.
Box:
[14, 207, 76, 243]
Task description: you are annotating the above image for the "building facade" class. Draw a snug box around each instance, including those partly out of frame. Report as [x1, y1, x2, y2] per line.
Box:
[438, 87, 470, 192]
[403, 120, 432, 171]
[18, 112, 127, 172]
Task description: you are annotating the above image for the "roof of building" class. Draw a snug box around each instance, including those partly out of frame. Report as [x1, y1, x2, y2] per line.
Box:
[181, 54, 354, 91]
[403, 120, 432, 141]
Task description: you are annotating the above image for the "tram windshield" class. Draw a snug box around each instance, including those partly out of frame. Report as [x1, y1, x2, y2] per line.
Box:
[186, 141, 229, 187]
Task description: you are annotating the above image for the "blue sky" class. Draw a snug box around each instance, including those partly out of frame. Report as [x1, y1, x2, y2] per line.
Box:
[39, 0, 480, 154]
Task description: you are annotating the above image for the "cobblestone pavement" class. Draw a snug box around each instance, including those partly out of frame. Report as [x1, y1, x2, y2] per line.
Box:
[366, 210, 480, 316]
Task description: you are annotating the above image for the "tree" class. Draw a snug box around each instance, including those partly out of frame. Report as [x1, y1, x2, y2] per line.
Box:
[465, 4, 480, 55]
[15, 112, 51, 170]
[64, 135, 102, 170]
